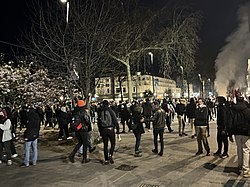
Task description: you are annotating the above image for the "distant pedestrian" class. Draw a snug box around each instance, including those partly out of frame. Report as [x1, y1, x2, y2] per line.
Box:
[151, 101, 166, 156]
[0, 109, 13, 166]
[175, 99, 187, 136]
[142, 98, 153, 132]
[131, 102, 145, 157]
[194, 98, 210, 156]
[186, 98, 196, 138]
[20, 106, 41, 167]
[97, 100, 120, 165]
[57, 106, 72, 141]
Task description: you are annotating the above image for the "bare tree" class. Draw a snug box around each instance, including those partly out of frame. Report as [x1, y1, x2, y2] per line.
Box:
[21, 0, 121, 105]
[107, 0, 202, 101]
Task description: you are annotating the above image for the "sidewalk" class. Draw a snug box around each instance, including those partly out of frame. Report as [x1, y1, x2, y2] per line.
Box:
[0, 120, 249, 187]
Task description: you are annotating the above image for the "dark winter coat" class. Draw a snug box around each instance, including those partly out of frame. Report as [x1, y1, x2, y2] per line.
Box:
[175, 103, 186, 116]
[152, 107, 166, 128]
[24, 108, 41, 141]
[216, 105, 227, 130]
[58, 111, 70, 127]
[142, 101, 153, 117]
[72, 107, 91, 132]
[132, 111, 145, 135]
[186, 102, 196, 118]
[194, 105, 208, 126]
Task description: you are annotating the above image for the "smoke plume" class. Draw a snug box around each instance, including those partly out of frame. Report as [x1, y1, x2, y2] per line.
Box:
[214, 2, 250, 96]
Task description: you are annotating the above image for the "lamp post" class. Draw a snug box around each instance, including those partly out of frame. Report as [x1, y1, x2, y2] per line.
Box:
[198, 74, 204, 98]
[148, 52, 155, 98]
[60, 0, 70, 23]
[180, 66, 184, 97]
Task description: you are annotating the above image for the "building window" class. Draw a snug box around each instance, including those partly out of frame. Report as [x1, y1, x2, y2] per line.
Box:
[133, 87, 136, 93]
[107, 89, 110, 93]
[116, 88, 121, 93]
[106, 79, 110, 82]
[123, 87, 126, 93]
[106, 84, 110, 87]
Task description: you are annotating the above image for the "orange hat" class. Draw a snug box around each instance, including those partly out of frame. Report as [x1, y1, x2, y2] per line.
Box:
[77, 100, 85, 107]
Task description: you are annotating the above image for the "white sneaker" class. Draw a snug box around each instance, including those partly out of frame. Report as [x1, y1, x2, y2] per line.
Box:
[148, 129, 151, 132]
[7, 160, 12, 166]
[58, 138, 63, 141]
[0, 160, 2, 164]
[67, 136, 73, 140]
[11, 154, 18, 158]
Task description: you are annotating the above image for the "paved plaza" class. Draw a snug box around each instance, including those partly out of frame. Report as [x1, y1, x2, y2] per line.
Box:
[0, 120, 249, 187]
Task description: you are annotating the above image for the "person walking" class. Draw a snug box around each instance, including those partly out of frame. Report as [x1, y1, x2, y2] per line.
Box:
[194, 98, 210, 156]
[151, 101, 166, 156]
[142, 98, 153, 132]
[20, 106, 41, 167]
[69, 100, 91, 164]
[0, 109, 13, 166]
[98, 100, 120, 165]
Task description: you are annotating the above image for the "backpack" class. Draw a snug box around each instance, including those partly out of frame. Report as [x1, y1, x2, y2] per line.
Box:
[100, 109, 112, 128]
[70, 111, 88, 132]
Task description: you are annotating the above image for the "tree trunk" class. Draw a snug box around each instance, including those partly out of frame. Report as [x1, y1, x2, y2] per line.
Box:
[126, 59, 133, 102]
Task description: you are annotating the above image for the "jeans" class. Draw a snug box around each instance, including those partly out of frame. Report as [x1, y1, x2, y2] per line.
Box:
[134, 133, 141, 153]
[177, 115, 185, 134]
[235, 135, 250, 172]
[102, 128, 116, 161]
[24, 139, 38, 166]
[78, 132, 93, 154]
[153, 128, 164, 153]
[195, 126, 210, 153]
[0, 140, 12, 160]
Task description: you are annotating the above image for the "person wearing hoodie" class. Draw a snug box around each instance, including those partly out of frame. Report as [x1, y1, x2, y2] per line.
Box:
[0, 109, 12, 166]
[194, 98, 210, 156]
[151, 101, 166, 156]
[20, 106, 41, 167]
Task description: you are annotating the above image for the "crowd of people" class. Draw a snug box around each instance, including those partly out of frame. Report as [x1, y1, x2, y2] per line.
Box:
[0, 95, 250, 178]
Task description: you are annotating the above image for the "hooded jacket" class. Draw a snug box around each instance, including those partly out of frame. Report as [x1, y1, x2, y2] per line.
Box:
[0, 118, 12, 142]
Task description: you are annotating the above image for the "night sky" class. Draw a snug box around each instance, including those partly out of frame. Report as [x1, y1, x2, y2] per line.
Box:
[0, 0, 248, 80]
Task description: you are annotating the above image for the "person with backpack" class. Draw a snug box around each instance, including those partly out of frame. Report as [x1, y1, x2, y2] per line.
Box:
[213, 96, 229, 158]
[230, 97, 250, 177]
[175, 98, 187, 136]
[194, 98, 210, 156]
[97, 100, 119, 165]
[69, 100, 91, 164]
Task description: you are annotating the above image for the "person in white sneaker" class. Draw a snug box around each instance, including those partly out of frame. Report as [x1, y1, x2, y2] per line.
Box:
[0, 109, 13, 166]
[57, 106, 71, 140]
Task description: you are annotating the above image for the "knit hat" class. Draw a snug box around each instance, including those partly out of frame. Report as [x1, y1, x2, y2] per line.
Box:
[77, 100, 85, 107]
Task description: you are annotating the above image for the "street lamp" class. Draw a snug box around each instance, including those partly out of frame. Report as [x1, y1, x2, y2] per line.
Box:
[60, 0, 70, 23]
[148, 52, 155, 98]
[198, 74, 204, 98]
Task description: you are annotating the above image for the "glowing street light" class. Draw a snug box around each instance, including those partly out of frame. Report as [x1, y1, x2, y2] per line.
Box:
[148, 52, 155, 98]
[60, 0, 70, 23]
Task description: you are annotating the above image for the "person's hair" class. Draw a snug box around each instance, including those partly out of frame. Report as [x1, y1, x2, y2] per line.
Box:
[236, 97, 244, 103]
[102, 100, 109, 107]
